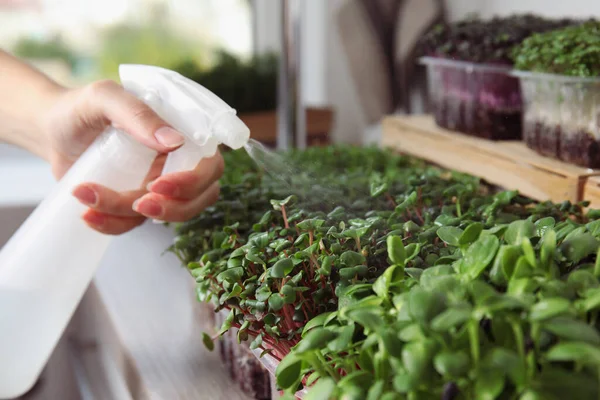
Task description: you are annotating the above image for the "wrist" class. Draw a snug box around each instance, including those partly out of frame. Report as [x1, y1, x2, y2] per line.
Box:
[0, 51, 66, 160]
[30, 82, 67, 160]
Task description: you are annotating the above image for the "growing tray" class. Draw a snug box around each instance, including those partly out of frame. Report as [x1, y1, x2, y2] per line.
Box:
[420, 57, 522, 140]
[382, 115, 600, 204]
[512, 70, 600, 168]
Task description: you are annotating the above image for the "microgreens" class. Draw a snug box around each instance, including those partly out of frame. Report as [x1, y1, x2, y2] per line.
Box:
[169, 146, 600, 399]
[513, 21, 600, 77]
[419, 14, 580, 65]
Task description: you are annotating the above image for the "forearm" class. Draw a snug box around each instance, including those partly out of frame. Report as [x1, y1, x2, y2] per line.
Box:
[0, 49, 65, 159]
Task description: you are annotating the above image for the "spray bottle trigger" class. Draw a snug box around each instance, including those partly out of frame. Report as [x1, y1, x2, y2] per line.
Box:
[161, 136, 217, 176]
[149, 137, 218, 224]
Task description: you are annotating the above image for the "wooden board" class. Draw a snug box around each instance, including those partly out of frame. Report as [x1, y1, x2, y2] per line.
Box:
[584, 176, 600, 209]
[382, 115, 600, 203]
[241, 107, 334, 146]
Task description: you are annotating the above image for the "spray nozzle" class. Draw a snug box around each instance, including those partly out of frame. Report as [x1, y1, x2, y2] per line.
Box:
[118, 64, 250, 173]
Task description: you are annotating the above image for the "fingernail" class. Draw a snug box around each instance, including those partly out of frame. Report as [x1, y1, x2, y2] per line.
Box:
[154, 127, 185, 148]
[73, 186, 97, 206]
[148, 180, 178, 197]
[84, 212, 104, 227]
[133, 199, 163, 218]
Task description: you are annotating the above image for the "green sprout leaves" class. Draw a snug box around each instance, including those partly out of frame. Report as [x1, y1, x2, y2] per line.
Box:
[419, 15, 578, 64]
[271, 258, 294, 278]
[170, 146, 600, 399]
[462, 235, 500, 280]
[386, 235, 406, 266]
[513, 21, 600, 77]
[437, 226, 463, 247]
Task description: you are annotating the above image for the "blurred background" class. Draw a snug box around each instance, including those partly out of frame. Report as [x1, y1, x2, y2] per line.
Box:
[0, 0, 252, 84]
[2, 0, 600, 150]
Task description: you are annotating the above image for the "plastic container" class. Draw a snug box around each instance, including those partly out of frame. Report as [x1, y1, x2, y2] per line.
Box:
[0, 65, 250, 399]
[420, 57, 523, 140]
[513, 71, 600, 168]
[212, 308, 308, 399]
[249, 347, 308, 399]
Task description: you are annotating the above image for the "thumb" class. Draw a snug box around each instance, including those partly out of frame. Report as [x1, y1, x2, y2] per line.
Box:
[84, 80, 184, 153]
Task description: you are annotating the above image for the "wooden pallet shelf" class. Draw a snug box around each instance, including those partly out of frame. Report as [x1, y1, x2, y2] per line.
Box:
[584, 176, 600, 209]
[382, 115, 600, 204]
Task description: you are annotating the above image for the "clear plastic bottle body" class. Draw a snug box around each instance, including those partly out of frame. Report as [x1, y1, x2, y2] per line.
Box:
[0, 128, 156, 398]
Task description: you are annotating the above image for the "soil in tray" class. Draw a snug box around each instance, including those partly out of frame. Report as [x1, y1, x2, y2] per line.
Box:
[530, 122, 562, 158]
[523, 121, 539, 149]
[526, 122, 600, 168]
[214, 311, 272, 399]
[432, 96, 521, 140]
[560, 129, 600, 168]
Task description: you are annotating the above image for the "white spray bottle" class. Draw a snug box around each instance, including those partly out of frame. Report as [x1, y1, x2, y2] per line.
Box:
[0, 64, 250, 398]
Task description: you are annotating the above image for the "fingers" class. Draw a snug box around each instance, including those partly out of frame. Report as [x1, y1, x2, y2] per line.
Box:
[73, 149, 223, 234]
[76, 179, 220, 233]
[72, 184, 146, 217]
[68, 80, 223, 235]
[82, 209, 146, 235]
[133, 181, 220, 222]
[74, 184, 146, 234]
[146, 152, 225, 200]
[76, 181, 220, 229]
[82, 80, 184, 153]
[137, 152, 224, 222]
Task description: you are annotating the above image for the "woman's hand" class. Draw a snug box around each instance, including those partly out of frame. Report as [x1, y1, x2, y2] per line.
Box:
[40, 79, 224, 235]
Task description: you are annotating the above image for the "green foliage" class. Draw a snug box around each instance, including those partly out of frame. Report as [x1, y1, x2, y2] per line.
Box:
[169, 146, 600, 399]
[513, 21, 600, 77]
[170, 50, 278, 114]
[96, 21, 207, 80]
[12, 35, 77, 69]
[419, 14, 579, 64]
